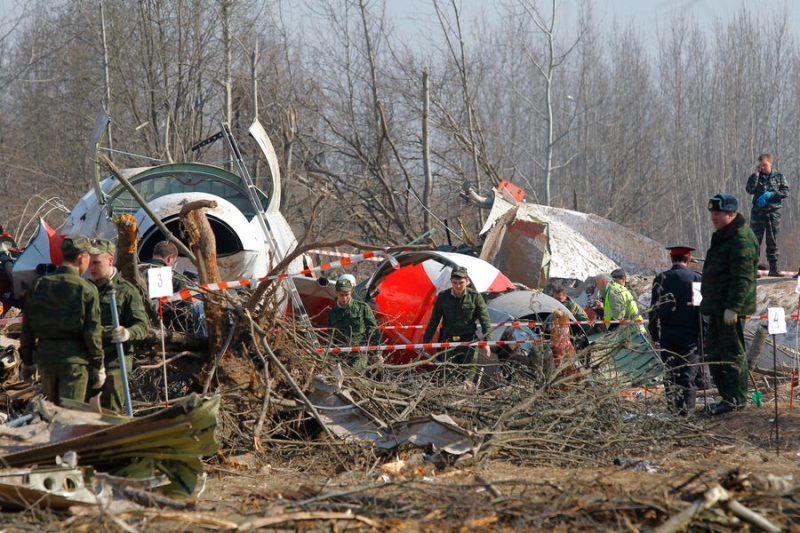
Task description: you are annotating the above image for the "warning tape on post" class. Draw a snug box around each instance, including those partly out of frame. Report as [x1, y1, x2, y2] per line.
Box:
[0, 317, 23, 326]
[317, 338, 544, 354]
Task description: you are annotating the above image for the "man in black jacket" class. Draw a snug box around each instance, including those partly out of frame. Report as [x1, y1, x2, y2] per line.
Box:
[649, 245, 702, 417]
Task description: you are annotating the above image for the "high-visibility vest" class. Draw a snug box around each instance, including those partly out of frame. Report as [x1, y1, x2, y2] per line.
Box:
[603, 282, 643, 327]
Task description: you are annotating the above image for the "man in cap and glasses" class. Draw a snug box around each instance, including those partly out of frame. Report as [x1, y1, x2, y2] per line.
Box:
[327, 276, 381, 372]
[19, 235, 106, 405]
[700, 194, 759, 415]
[87, 238, 149, 412]
[423, 265, 492, 383]
[649, 245, 702, 416]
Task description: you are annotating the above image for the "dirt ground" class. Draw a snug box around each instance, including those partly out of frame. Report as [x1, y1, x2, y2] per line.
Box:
[13, 402, 788, 533]
[0, 391, 797, 533]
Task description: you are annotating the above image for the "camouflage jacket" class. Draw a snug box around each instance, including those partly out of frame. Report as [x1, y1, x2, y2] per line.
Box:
[561, 297, 589, 323]
[423, 287, 491, 342]
[745, 170, 789, 211]
[327, 300, 381, 347]
[19, 265, 104, 369]
[94, 269, 150, 369]
[700, 213, 758, 316]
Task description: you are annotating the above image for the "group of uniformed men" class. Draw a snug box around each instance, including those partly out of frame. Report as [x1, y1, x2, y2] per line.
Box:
[19, 236, 168, 413]
[19, 155, 778, 416]
[327, 185, 766, 419]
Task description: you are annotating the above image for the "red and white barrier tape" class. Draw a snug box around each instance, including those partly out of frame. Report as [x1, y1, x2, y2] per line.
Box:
[758, 270, 798, 278]
[307, 249, 383, 262]
[162, 249, 393, 302]
[0, 316, 23, 326]
[311, 318, 651, 332]
[317, 338, 543, 354]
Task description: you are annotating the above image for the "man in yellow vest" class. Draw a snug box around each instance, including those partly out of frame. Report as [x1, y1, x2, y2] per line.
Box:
[592, 270, 646, 334]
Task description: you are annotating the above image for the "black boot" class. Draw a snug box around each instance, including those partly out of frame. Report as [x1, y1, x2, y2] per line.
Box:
[683, 390, 696, 417]
[768, 263, 783, 277]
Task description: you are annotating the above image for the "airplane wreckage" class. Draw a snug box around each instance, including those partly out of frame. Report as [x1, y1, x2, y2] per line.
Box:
[1, 109, 796, 510]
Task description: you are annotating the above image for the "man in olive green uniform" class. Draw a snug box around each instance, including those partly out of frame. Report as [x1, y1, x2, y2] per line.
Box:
[19, 235, 106, 405]
[423, 265, 492, 383]
[327, 277, 381, 372]
[87, 239, 149, 412]
[552, 284, 598, 341]
[701, 194, 759, 415]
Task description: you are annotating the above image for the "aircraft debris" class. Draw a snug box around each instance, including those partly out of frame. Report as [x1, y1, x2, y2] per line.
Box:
[0, 394, 219, 500]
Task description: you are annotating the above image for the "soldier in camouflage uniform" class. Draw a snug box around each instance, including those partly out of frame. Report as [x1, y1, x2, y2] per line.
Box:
[327, 277, 381, 372]
[423, 265, 492, 383]
[745, 153, 789, 277]
[87, 239, 149, 413]
[700, 194, 759, 415]
[19, 235, 106, 405]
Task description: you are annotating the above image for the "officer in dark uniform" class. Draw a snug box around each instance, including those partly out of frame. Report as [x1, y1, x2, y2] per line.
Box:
[649, 245, 702, 416]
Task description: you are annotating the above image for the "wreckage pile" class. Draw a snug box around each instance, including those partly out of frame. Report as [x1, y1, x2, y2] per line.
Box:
[2, 280, 799, 530]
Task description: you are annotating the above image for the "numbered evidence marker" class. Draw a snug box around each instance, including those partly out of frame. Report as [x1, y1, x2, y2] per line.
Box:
[767, 307, 787, 335]
[147, 266, 174, 299]
[691, 282, 702, 306]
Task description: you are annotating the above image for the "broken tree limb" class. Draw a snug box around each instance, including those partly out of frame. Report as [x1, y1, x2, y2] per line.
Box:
[114, 213, 157, 321]
[654, 483, 781, 533]
[244, 238, 433, 314]
[654, 484, 728, 533]
[180, 199, 227, 360]
[721, 499, 782, 533]
[97, 152, 196, 265]
[239, 511, 380, 531]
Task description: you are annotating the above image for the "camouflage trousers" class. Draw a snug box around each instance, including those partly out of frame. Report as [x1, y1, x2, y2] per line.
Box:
[437, 345, 478, 383]
[704, 314, 748, 407]
[85, 366, 128, 413]
[40, 362, 89, 406]
[749, 208, 781, 264]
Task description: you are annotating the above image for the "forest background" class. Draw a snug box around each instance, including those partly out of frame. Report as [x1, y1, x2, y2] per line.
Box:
[1, 0, 799, 270]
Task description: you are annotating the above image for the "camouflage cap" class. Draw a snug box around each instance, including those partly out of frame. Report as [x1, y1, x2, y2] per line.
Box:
[335, 278, 353, 292]
[451, 265, 469, 279]
[61, 234, 95, 257]
[90, 238, 116, 256]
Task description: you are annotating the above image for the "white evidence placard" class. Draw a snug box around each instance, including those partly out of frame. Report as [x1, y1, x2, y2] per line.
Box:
[147, 266, 174, 299]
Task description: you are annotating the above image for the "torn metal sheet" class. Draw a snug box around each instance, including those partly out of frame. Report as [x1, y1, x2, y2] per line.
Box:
[308, 379, 481, 454]
[0, 463, 111, 511]
[374, 414, 482, 454]
[480, 191, 668, 284]
[0, 394, 219, 499]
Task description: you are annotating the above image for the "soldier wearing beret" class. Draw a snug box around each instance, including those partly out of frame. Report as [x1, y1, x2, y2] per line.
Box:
[423, 265, 492, 383]
[87, 238, 149, 412]
[701, 193, 759, 415]
[19, 235, 106, 405]
[649, 245, 702, 416]
[327, 276, 381, 372]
